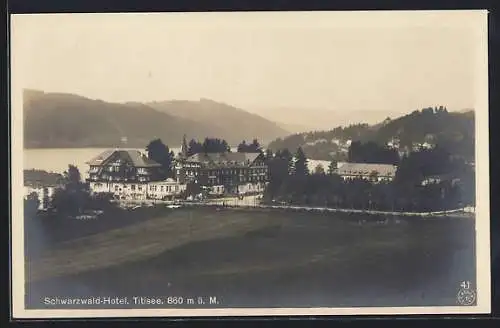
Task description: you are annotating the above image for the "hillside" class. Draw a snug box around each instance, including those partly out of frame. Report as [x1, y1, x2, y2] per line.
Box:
[267, 107, 475, 162]
[252, 107, 406, 132]
[146, 98, 289, 144]
[23, 91, 289, 149]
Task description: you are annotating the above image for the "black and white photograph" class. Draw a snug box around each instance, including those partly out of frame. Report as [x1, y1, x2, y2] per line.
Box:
[10, 10, 490, 318]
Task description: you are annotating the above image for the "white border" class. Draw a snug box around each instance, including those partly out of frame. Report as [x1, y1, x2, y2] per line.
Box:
[10, 10, 491, 318]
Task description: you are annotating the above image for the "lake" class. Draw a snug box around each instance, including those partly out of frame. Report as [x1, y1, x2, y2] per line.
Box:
[23, 147, 181, 176]
[23, 148, 329, 176]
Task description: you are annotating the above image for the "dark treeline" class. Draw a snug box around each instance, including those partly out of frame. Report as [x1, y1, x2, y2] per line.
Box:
[237, 139, 262, 153]
[348, 141, 400, 165]
[44, 165, 116, 216]
[266, 107, 474, 163]
[187, 137, 231, 156]
[146, 138, 175, 179]
[267, 123, 373, 153]
[263, 145, 474, 212]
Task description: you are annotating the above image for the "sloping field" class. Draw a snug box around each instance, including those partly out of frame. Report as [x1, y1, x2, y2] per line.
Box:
[25, 208, 476, 308]
[27, 209, 275, 282]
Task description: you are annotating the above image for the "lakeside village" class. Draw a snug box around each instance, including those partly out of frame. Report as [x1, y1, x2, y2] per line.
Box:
[24, 135, 476, 219]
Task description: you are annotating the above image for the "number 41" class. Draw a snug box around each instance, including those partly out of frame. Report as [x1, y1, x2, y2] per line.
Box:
[461, 281, 471, 289]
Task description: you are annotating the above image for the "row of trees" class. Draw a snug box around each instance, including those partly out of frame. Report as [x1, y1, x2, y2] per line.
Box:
[347, 141, 400, 165]
[186, 137, 232, 156]
[47, 165, 115, 216]
[237, 139, 262, 153]
[186, 137, 264, 155]
[262, 144, 474, 212]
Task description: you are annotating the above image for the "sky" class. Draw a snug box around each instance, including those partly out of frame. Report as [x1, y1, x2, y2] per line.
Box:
[11, 11, 486, 113]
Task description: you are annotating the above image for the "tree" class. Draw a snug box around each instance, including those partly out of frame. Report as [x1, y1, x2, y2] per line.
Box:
[237, 140, 248, 152]
[186, 181, 202, 197]
[369, 170, 379, 183]
[328, 160, 337, 175]
[64, 165, 81, 187]
[348, 141, 399, 165]
[250, 139, 261, 152]
[180, 134, 189, 158]
[189, 138, 232, 154]
[25, 192, 40, 214]
[314, 164, 325, 175]
[42, 187, 51, 209]
[293, 147, 309, 177]
[265, 149, 274, 161]
[237, 138, 262, 153]
[146, 139, 174, 179]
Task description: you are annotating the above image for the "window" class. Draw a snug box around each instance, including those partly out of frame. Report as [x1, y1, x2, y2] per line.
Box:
[131, 185, 136, 191]
[108, 166, 113, 172]
[161, 186, 164, 192]
[114, 185, 119, 191]
[138, 185, 143, 191]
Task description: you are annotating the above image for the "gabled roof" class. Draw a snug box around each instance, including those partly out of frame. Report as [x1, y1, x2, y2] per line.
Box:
[86, 149, 161, 167]
[185, 152, 262, 168]
[86, 149, 115, 166]
[337, 162, 397, 177]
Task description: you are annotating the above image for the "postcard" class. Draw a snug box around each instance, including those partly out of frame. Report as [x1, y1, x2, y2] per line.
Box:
[10, 10, 490, 318]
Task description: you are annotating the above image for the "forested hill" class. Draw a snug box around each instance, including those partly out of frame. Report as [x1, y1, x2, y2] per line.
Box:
[267, 107, 475, 161]
[23, 90, 289, 148]
[146, 98, 288, 146]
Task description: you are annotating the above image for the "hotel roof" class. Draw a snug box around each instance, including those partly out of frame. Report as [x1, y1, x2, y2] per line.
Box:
[86, 149, 161, 167]
[185, 152, 262, 167]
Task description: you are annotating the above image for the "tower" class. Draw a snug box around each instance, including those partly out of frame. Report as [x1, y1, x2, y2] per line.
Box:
[175, 134, 189, 184]
[181, 134, 188, 159]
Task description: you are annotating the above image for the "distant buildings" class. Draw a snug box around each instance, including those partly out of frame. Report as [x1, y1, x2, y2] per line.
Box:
[387, 136, 434, 154]
[24, 185, 57, 210]
[148, 178, 187, 200]
[420, 173, 461, 187]
[387, 137, 400, 150]
[23, 170, 63, 210]
[336, 162, 398, 183]
[411, 142, 434, 152]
